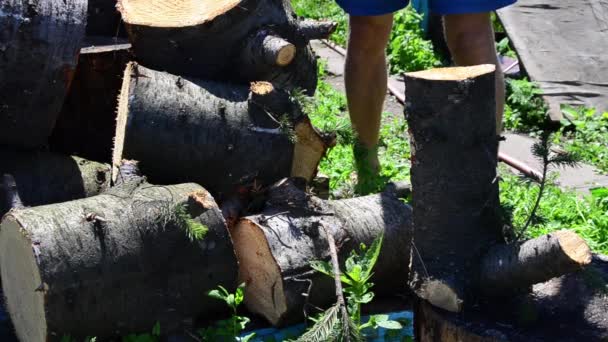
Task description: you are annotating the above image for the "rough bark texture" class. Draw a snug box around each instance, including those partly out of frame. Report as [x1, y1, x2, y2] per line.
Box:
[415, 254, 608, 342]
[230, 179, 412, 325]
[114, 63, 329, 199]
[0, 180, 237, 340]
[86, 0, 124, 36]
[296, 19, 337, 40]
[0, 0, 87, 148]
[405, 65, 503, 312]
[480, 230, 592, 295]
[50, 39, 132, 163]
[118, 0, 317, 93]
[0, 149, 110, 217]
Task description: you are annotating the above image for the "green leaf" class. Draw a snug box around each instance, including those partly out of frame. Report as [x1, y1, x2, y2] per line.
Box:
[240, 332, 257, 342]
[370, 314, 389, 323]
[357, 292, 374, 304]
[376, 320, 403, 330]
[310, 260, 334, 277]
[361, 234, 383, 279]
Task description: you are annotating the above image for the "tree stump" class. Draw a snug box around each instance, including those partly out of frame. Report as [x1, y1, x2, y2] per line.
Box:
[50, 39, 132, 163]
[113, 63, 332, 198]
[0, 149, 110, 217]
[117, 0, 334, 94]
[229, 179, 412, 325]
[0, 179, 237, 340]
[0, 0, 87, 148]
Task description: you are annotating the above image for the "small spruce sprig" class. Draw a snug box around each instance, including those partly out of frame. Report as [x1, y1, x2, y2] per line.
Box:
[174, 204, 208, 241]
[516, 131, 580, 239]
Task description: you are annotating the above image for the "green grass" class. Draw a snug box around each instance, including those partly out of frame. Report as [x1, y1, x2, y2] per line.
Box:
[500, 170, 608, 253]
[556, 106, 608, 173]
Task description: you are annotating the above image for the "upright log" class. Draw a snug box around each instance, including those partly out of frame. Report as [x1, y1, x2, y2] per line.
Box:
[0, 0, 87, 148]
[0, 149, 110, 217]
[229, 179, 412, 325]
[0, 180, 237, 340]
[117, 0, 321, 93]
[113, 63, 331, 198]
[50, 39, 132, 162]
[405, 65, 503, 312]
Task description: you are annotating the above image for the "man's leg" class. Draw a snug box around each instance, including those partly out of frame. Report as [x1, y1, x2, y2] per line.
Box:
[344, 14, 394, 188]
[443, 13, 505, 134]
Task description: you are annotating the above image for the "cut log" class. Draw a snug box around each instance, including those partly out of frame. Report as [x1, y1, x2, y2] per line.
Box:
[229, 179, 412, 325]
[50, 39, 132, 163]
[86, 0, 124, 36]
[0, 0, 87, 148]
[480, 230, 592, 295]
[117, 0, 318, 93]
[0, 149, 110, 217]
[113, 63, 331, 198]
[0, 179, 237, 340]
[404, 65, 503, 312]
[415, 254, 608, 341]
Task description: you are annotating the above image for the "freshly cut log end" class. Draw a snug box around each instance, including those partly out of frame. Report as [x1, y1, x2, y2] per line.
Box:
[0, 0, 87, 148]
[231, 184, 413, 325]
[0, 218, 47, 342]
[230, 219, 287, 325]
[405, 64, 496, 81]
[480, 230, 592, 295]
[297, 19, 338, 40]
[0, 182, 237, 339]
[241, 30, 296, 67]
[113, 63, 328, 196]
[117, 0, 242, 27]
[405, 65, 501, 312]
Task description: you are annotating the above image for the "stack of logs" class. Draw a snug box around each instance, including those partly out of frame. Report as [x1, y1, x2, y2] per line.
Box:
[0, 0, 606, 341]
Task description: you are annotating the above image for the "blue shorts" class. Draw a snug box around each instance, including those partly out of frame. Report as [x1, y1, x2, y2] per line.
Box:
[335, 0, 516, 16]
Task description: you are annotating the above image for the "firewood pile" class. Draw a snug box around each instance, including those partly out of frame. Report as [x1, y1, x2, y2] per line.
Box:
[0, 1, 606, 341]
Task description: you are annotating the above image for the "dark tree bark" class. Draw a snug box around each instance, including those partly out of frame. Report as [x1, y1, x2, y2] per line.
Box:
[0, 181, 237, 340]
[415, 254, 608, 342]
[117, 0, 319, 93]
[86, 0, 124, 36]
[404, 65, 503, 312]
[229, 179, 412, 325]
[50, 39, 132, 163]
[0, 149, 110, 217]
[480, 230, 592, 295]
[0, 0, 87, 148]
[296, 19, 337, 41]
[113, 63, 330, 198]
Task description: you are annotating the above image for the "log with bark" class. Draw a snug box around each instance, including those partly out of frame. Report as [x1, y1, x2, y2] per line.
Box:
[113, 63, 332, 199]
[0, 174, 237, 340]
[49, 39, 132, 163]
[229, 178, 412, 325]
[405, 65, 504, 312]
[0, 0, 87, 148]
[117, 0, 335, 94]
[0, 149, 110, 217]
[415, 254, 608, 341]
